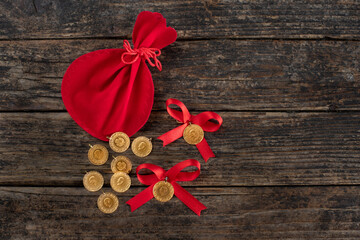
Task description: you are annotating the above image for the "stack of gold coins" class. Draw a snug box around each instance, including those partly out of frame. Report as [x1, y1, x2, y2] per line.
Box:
[110, 156, 132, 193]
[85, 143, 124, 214]
[86, 132, 154, 214]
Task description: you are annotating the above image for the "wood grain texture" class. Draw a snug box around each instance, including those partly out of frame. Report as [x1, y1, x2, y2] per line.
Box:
[1, 186, 360, 239]
[0, 39, 359, 111]
[1, 0, 359, 40]
[1, 111, 360, 186]
[1, 1, 360, 238]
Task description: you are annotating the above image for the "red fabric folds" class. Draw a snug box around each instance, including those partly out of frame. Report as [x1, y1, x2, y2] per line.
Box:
[158, 99, 223, 162]
[126, 159, 206, 216]
[61, 12, 177, 141]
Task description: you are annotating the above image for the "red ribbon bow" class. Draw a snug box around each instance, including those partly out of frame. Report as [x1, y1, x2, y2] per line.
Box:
[121, 40, 162, 71]
[158, 99, 223, 162]
[126, 159, 206, 216]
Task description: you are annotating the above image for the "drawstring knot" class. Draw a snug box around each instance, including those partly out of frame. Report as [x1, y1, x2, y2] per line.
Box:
[121, 40, 162, 71]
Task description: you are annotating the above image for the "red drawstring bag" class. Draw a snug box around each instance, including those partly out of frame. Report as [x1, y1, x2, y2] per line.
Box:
[61, 11, 177, 141]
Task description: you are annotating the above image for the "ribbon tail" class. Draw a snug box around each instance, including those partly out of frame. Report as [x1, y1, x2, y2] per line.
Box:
[158, 124, 187, 146]
[196, 138, 215, 162]
[126, 185, 154, 212]
[172, 182, 206, 216]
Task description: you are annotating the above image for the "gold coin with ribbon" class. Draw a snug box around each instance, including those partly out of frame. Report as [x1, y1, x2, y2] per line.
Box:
[110, 171, 131, 193]
[153, 181, 174, 202]
[88, 144, 109, 165]
[83, 171, 104, 192]
[111, 156, 132, 174]
[109, 132, 130, 153]
[183, 124, 204, 145]
[97, 192, 119, 214]
[131, 136, 152, 157]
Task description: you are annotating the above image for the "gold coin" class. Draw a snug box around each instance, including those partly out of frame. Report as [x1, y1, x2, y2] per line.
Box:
[153, 181, 174, 202]
[109, 132, 130, 153]
[97, 192, 119, 214]
[88, 144, 108, 165]
[83, 171, 104, 192]
[111, 156, 132, 174]
[183, 124, 204, 145]
[131, 136, 152, 157]
[110, 171, 131, 193]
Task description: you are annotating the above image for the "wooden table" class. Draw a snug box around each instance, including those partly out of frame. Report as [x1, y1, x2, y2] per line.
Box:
[1, 1, 359, 239]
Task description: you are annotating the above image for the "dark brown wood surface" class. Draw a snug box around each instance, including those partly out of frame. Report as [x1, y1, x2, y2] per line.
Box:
[1, 111, 360, 187]
[1, 0, 359, 40]
[1, 39, 359, 111]
[0, 0, 359, 239]
[2, 186, 360, 239]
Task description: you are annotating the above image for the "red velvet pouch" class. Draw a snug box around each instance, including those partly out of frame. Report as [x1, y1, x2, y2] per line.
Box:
[61, 11, 177, 141]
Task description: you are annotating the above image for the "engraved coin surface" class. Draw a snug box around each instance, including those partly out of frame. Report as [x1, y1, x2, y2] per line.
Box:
[131, 136, 152, 157]
[183, 124, 204, 145]
[97, 192, 119, 214]
[153, 181, 174, 202]
[88, 144, 109, 165]
[110, 171, 131, 193]
[109, 132, 130, 153]
[83, 171, 104, 192]
[111, 156, 132, 174]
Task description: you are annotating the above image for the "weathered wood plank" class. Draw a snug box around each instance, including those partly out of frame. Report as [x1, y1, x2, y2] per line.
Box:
[1, 186, 360, 239]
[0, 39, 359, 111]
[1, 0, 359, 40]
[1, 111, 360, 186]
